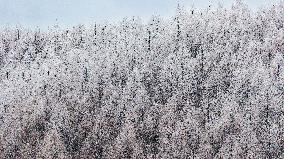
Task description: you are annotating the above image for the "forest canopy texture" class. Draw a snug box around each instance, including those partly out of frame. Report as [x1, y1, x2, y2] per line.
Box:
[0, 1, 284, 159]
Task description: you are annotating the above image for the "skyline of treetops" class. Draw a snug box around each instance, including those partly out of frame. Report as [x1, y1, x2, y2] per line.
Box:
[0, 1, 284, 158]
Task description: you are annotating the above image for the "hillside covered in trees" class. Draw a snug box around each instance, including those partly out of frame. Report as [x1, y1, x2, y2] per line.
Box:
[0, 1, 284, 158]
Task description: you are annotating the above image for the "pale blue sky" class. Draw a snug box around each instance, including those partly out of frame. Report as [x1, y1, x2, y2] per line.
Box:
[0, 0, 280, 28]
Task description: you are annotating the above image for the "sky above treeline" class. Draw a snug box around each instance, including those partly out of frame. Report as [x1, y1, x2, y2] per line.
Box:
[0, 0, 281, 28]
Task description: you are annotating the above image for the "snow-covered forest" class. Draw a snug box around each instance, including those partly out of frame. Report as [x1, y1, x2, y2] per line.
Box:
[0, 1, 284, 158]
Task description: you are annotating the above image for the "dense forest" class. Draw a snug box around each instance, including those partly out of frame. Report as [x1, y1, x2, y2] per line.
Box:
[0, 1, 284, 158]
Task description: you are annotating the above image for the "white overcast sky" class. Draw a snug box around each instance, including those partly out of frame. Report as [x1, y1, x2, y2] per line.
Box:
[0, 0, 281, 28]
